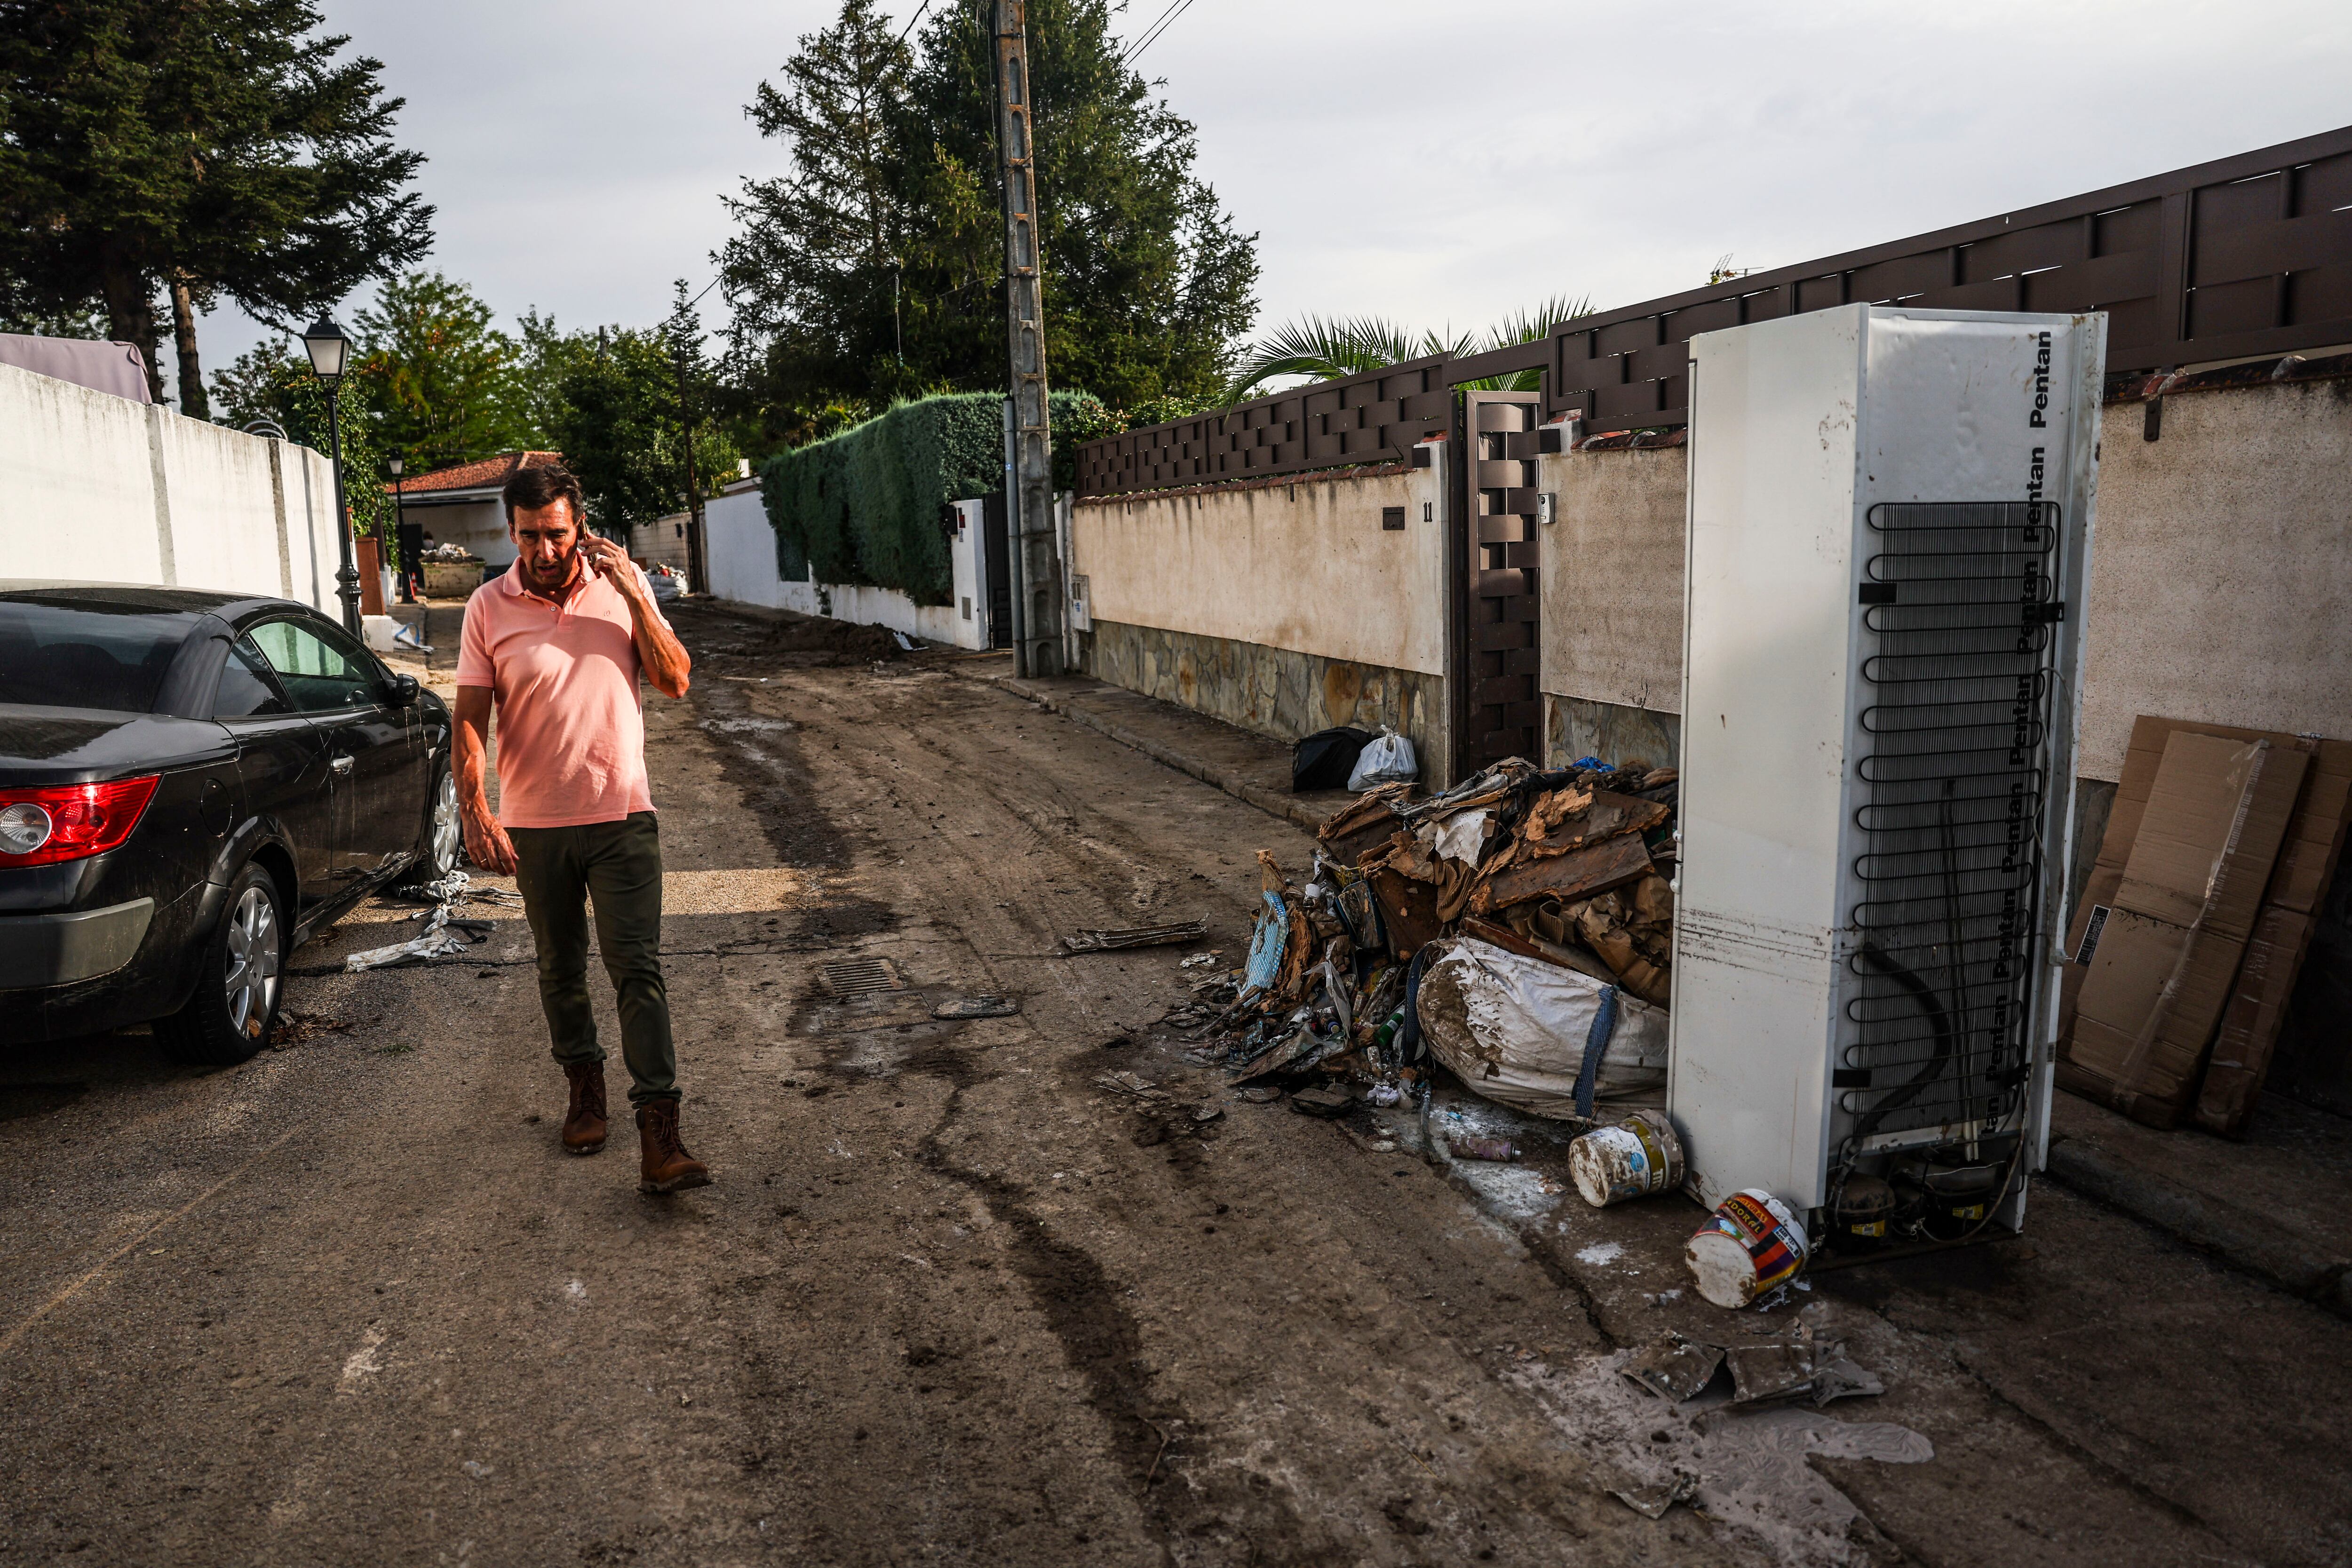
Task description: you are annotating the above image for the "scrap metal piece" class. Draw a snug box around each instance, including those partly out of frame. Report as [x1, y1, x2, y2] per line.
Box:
[1289, 1084, 1355, 1117]
[931, 995, 1019, 1019]
[1620, 1333, 1726, 1402]
[1724, 1340, 1818, 1406]
[1059, 921, 1210, 954]
[1805, 1350, 1886, 1407]
[1610, 1473, 1699, 1520]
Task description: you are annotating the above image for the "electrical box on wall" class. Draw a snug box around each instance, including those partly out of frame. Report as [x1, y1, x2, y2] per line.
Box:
[1669, 304, 2105, 1247]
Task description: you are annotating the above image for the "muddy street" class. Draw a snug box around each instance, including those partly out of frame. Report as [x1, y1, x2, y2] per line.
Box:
[2, 600, 2347, 1568]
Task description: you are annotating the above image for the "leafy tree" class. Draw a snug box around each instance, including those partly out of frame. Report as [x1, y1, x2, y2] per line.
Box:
[0, 0, 431, 413]
[718, 0, 1258, 439]
[1220, 294, 1593, 403]
[544, 292, 740, 540]
[0, 280, 108, 338]
[350, 271, 534, 473]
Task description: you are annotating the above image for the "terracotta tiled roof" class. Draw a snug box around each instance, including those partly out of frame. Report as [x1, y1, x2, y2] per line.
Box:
[386, 450, 564, 495]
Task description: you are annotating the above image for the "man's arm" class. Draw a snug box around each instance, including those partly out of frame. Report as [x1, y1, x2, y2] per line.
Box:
[453, 685, 517, 876]
[580, 536, 691, 697]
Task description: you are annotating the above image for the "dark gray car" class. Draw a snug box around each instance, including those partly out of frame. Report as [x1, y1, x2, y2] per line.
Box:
[0, 583, 457, 1061]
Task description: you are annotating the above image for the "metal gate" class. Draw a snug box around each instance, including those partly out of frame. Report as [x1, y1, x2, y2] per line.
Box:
[1450, 391, 1545, 779]
[982, 491, 1013, 650]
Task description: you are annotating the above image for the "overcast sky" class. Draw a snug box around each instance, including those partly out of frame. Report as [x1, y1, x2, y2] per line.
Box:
[197, 0, 2352, 396]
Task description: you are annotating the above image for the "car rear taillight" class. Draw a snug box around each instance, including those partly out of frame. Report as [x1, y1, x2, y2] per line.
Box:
[0, 777, 160, 867]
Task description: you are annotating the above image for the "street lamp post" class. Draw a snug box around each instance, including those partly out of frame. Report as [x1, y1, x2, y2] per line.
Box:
[301, 315, 361, 635]
[389, 454, 412, 605]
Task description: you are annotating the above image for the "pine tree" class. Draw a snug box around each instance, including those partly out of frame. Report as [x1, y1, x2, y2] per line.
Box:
[897, 0, 1258, 410]
[0, 0, 431, 412]
[717, 0, 914, 427]
[716, 0, 1258, 437]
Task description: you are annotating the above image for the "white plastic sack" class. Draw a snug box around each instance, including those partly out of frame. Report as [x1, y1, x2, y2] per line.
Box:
[1348, 726, 1419, 791]
[1416, 937, 1667, 1119]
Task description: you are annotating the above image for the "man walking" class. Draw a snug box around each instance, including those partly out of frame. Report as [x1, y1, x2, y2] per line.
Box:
[453, 461, 710, 1194]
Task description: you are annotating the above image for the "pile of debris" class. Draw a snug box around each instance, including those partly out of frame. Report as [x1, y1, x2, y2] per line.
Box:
[1182, 756, 1681, 1123]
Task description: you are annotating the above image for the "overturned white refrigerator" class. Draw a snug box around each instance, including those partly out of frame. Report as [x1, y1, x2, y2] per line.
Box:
[1667, 303, 2104, 1246]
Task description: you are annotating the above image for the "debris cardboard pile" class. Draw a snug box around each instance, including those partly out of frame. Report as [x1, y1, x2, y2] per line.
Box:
[2058, 715, 2352, 1133]
[1183, 756, 1680, 1124]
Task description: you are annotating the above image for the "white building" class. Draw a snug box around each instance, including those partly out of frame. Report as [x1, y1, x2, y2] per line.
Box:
[386, 450, 564, 567]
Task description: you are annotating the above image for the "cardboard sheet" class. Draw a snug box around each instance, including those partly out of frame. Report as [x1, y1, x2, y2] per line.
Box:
[2058, 730, 2307, 1125]
[2058, 715, 2350, 1134]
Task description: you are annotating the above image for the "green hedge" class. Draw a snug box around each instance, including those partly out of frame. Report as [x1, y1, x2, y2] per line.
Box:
[759, 390, 1105, 605]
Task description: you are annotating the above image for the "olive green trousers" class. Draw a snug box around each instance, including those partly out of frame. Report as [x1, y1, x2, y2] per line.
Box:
[507, 811, 677, 1105]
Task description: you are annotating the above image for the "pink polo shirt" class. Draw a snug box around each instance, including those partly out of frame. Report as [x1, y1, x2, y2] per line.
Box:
[456, 558, 665, 828]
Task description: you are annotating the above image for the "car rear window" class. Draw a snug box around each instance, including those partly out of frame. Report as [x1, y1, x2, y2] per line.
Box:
[0, 595, 198, 713]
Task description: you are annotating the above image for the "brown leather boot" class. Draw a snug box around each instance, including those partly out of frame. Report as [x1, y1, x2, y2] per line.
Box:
[561, 1061, 608, 1155]
[636, 1098, 711, 1194]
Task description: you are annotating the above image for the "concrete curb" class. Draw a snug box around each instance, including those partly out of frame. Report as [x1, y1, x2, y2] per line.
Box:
[958, 670, 1332, 836]
[2044, 1137, 2352, 1319]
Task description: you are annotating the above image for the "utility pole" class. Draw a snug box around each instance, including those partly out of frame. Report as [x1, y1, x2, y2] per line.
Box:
[993, 0, 1062, 677]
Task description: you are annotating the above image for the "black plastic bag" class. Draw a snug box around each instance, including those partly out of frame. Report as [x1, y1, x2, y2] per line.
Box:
[1291, 726, 1374, 792]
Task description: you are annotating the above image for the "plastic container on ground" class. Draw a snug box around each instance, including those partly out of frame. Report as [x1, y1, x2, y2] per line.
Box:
[1568, 1110, 1685, 1208]
[1685, 1188, 1810, 1308]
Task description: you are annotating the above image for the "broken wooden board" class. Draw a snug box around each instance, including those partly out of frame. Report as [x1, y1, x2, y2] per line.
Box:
[1470, 831, 1654, 915]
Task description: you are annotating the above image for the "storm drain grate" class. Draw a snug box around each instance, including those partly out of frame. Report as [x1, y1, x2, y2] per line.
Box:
[821, 957, 905, 996]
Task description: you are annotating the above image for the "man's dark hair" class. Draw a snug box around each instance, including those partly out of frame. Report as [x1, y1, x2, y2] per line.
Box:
[503, 460, 586, 524]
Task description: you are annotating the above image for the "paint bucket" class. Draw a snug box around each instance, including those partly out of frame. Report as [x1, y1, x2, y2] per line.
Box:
[1684, 1188, 1810, 1308]
[1567, 1111, 1685, 1209]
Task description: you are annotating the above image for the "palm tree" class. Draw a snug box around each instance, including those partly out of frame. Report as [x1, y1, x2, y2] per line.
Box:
[1220, 293, 1591, 404]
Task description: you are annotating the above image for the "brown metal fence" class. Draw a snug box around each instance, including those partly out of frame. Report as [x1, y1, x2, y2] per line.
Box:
[1075, 125, 2352, 494]
[1529, 123, 2352, 431]
[1073, 357, 1450, 497]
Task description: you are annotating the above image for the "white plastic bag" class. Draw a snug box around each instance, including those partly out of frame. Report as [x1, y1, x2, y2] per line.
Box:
[1415, 937, 1668, 1119]
[1348, 725, 1419, 791]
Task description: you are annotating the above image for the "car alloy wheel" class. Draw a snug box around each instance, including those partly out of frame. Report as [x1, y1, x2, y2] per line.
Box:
[430, 768, 460, 873]
[223, 883, 281, 1040]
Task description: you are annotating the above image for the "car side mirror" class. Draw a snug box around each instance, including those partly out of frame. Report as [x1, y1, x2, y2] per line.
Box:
[385, 673, 421, 708]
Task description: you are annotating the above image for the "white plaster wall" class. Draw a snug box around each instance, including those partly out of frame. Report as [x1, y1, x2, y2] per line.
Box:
[704, 483, 986, 650]
[0, 361, 342, 613]
[2074, 379, 2352, 779]
[0, 360, 171, 582]
[156, 405, 284, 598]
[1537, 444, 1688, 716]
[1071, 467, 1443, 676]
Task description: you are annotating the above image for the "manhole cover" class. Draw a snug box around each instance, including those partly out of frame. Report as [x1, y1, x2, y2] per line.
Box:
[821, 957, 904, 996]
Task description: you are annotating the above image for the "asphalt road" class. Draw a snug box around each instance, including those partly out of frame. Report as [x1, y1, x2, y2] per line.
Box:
[1, 600, 2345, 1568]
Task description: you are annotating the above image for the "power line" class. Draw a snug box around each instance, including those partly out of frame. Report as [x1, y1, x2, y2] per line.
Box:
[1121, 0, 1197, 64]
[895, 0, 932, 44]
